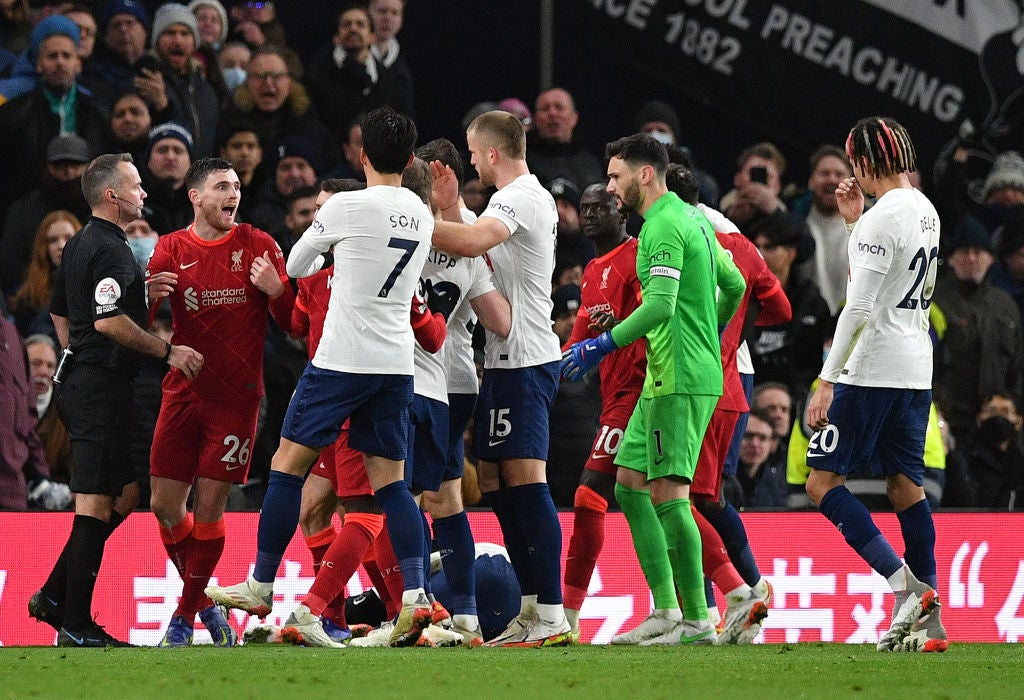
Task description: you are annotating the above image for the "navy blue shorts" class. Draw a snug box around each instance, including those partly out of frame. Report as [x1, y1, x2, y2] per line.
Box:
[282, 364, 412, 462]
[406, 394, 450, 493]
[445, 392, 477, 481]
[474, 362, 559, 462]
[805, 384, 930, 486]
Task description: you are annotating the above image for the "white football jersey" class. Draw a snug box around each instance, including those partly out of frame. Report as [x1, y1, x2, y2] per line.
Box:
[826, 188, 939, 389]
[289, 185, 433, 375]
[414, 243, 496, 403]
[478, 174, 561, 369]
[445, 209, 489, 394]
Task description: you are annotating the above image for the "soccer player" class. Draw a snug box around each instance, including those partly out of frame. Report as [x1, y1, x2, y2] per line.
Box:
[805, 116, 947, 653]
[206, 107, 436, 648]
[666, 162, 790, 644]
[146, 156, 295, 647]
[288, 178, 376, 645]
[403, 154, 512, 647]
[562, 134, 745, 645]
[429, 110, 569, 646]
[278, 175, 456, 649]
[559, 183, 644, 641]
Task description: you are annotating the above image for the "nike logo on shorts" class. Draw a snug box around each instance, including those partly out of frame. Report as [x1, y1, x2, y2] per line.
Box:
[488, 439, 507, 447]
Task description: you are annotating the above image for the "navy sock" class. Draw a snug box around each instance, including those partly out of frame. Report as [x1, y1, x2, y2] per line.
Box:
[489, 488, 535, 595]
[704, 575, 716, 608]
[819, 486, 903, 578]
[898, 499, 937, 588]
[433, 511, 477, 615]
[375, 480, 425, 591]
[63, 515, 109, 630]
[509, 482, 563, 605]
[420, 509, 433, 597]
[704, 500, 761, 585]
[253, 471, 305, 582]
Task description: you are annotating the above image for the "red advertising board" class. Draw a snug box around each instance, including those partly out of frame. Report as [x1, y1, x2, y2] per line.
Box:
[1, 512, 1021, 646]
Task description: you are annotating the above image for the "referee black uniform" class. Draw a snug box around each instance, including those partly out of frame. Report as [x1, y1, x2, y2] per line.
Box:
[50, 215, 148, 498]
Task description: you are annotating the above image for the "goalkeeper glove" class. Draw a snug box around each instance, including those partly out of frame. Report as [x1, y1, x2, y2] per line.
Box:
[560, 330, 618, 382]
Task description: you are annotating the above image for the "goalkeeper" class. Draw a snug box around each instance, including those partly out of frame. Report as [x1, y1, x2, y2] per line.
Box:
[562, 133, 744, 645]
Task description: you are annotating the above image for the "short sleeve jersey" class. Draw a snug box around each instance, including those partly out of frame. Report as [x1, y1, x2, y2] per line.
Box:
[570, 236, 646, 410]
[304, 186, 433, 375]
[637, 193, 723, 398]
[147, 223, 288, 401]
[445, 209, 490, 394]
[50, 217, 148, 375]
[478, 174, 561, 369]
[827, 188, 939, 389]
[415, 246, 496, 403]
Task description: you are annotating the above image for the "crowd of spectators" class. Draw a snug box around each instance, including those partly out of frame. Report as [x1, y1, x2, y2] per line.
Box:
[2, 0, 1023, 513]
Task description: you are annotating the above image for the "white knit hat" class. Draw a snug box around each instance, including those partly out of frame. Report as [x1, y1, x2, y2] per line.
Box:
[982, 151, 1024, 201]
[187, 0, 229, 44]
[152, 3, 199, 46]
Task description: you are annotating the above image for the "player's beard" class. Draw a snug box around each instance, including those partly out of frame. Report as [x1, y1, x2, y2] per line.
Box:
[203, 201, 235, 232]
[616, 179, 641, 215]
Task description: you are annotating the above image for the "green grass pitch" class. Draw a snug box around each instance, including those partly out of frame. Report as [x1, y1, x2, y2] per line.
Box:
[1, 643, 1021, 699]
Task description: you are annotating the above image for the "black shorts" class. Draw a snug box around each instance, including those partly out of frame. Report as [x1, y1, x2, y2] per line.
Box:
[57, 365, 137, 497]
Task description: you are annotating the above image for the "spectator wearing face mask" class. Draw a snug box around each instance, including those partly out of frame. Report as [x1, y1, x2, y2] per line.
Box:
[633, 100, 719, 207]
[948, 392, 1024, 510]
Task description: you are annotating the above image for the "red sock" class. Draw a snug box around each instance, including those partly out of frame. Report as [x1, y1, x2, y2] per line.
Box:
[304, 526, 337, 577]
[693, 505, 745, 596]
[361, 554, 395, 619]
[176, 519, 226, 618]
[159, 515, 194, 577]
[564, 484, 608, 611]
[372, 523, 404, 618]
[304, 513, 384, 617]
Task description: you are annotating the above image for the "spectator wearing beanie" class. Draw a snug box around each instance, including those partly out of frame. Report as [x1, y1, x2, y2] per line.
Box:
[80, 0, 151, 112]
[141, 122, 195, 234]
[0, 14, 81, 103]
[188, 0, 229, 49]
[633, 99, 720, 207]
[933, 213, 1024, 441]
[0, 14, 110, 221]
[137, 3, 219, 158]
[989, 207, 1024, 321]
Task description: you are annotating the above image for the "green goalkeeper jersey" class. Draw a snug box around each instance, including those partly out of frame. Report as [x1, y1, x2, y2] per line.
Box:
[617, 192, 744, 398]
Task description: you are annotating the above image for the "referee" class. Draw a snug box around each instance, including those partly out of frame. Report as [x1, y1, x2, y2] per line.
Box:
[30, 153, 204, 647]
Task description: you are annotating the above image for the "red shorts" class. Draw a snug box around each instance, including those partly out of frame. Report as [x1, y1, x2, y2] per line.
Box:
[150, 396, 259, 485]
[314, 427, 372, 498]
[583, 400, 636, 477]
[690, 406, 741, 499]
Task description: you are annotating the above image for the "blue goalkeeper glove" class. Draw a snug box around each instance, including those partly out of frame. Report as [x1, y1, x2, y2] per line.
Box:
[561, 330, 618, 382]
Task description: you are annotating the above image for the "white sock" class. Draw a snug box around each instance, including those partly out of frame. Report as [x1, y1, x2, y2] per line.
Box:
[535, 602, 565, 625]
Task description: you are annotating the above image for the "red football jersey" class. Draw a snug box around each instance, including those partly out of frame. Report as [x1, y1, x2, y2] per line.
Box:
[716, 230, 789, 411]
[294, 267, 332, 360]
[148, 223, 291, 401]
[567, 237, 646, 420]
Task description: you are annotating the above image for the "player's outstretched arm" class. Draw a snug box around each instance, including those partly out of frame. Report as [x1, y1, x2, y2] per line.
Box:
[432, 216, 509, 258]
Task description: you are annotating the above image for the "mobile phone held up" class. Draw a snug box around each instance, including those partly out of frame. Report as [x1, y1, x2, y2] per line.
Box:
[748, 165, 768, 185]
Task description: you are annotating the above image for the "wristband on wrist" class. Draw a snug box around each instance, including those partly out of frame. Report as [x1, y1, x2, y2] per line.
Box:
[162, 342, 172, 363]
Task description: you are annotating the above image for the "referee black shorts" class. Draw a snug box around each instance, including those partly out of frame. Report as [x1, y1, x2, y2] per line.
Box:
[56, 365, 137, 497]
